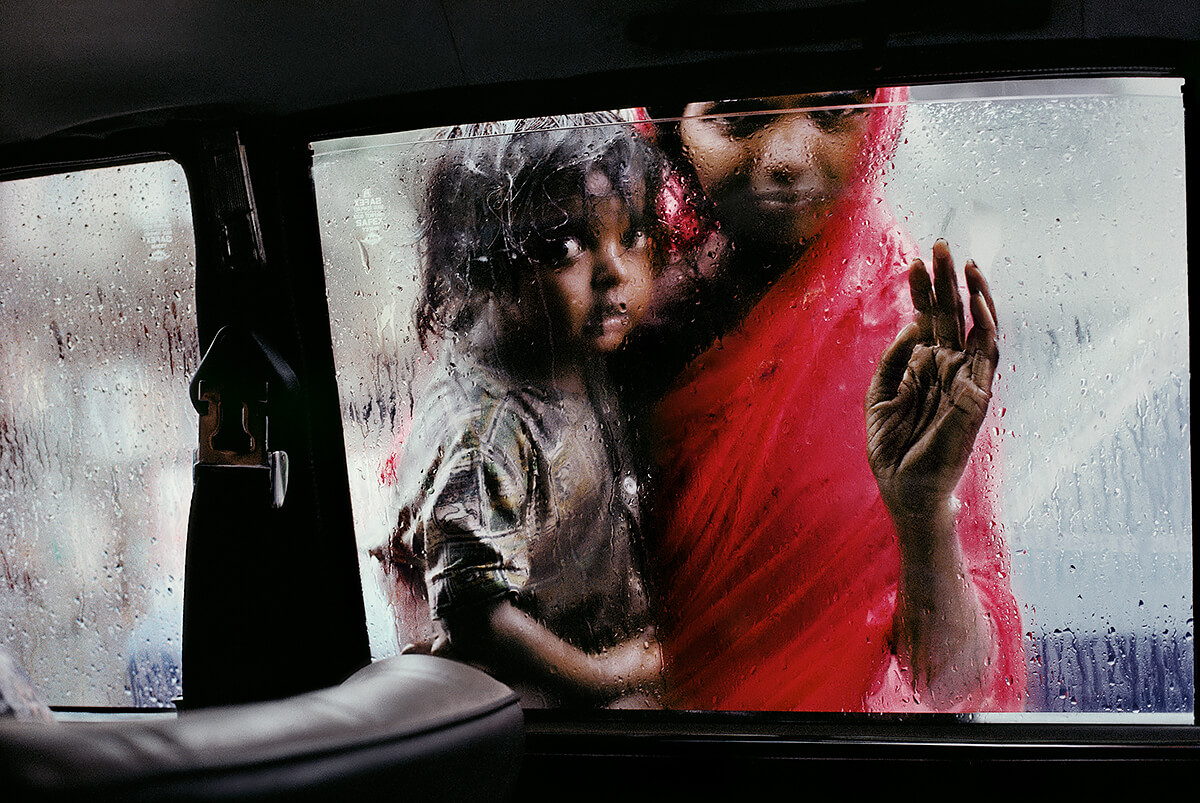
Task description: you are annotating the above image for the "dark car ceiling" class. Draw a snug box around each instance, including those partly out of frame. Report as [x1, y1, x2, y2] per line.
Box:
[1, 0, 1198, 148]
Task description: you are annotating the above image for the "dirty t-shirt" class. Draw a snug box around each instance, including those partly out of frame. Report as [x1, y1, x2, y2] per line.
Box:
[394, 343, 651, 662]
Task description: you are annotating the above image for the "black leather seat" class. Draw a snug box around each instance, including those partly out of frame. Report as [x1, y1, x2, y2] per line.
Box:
[0, 654, 522, 802]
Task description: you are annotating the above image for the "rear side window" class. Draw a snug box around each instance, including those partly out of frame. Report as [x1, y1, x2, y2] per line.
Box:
[0, 161, 197, 708]
[311, 78, 1189, 717]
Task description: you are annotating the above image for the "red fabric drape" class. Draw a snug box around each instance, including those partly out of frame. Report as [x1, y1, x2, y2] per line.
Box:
[649, 87, 1025, 712]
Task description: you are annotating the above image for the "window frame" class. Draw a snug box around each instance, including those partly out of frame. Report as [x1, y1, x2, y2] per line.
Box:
[1, 22, 1195, 776]
[299, 70, 1198, 769]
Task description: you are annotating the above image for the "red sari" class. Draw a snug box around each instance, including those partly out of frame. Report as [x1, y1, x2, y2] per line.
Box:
[649, 88, 1025, 712]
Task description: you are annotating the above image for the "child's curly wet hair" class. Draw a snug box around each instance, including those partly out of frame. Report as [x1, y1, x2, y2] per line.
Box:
[415, 112, 670, 348]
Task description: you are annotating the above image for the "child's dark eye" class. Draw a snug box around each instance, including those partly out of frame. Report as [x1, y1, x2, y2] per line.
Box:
[559, 237, 586, 263]
[527, 235, 585, 268]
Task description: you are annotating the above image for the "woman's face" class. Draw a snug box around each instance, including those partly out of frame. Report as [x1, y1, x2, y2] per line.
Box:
[678, 91, 873, 255]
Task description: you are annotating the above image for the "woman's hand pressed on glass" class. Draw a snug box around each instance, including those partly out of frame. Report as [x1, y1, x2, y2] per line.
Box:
[865, 239, 1000, 706]
[866, 239, 999, 527]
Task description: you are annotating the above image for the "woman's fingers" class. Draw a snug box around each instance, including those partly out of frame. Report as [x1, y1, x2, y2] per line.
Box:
[931, 239, 965, 349]
[964, 261, 1000, 396]
[867, 321, 923, 409]
[914, 241, 995, 357]
[909, 243, 999, 395]
[964, 258, 998, 326]
[908, 258, 935, 342]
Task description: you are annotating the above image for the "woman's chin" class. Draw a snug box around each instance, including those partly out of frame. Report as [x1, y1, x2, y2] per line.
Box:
[722, 209, 819, 256]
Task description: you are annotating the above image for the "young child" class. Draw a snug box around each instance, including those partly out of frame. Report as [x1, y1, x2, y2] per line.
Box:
[379, 113, 667, 707]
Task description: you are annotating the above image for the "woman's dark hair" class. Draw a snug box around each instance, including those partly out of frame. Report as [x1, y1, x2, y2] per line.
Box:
[415, 112, 669, 348]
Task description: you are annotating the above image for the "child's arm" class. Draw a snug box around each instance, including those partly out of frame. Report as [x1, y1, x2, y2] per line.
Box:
[445, 598, 663, 707]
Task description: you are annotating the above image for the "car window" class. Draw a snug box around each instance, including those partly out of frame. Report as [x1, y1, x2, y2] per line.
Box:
[0, 161, 197, 708]
[894, 79, 1190, 716]
[310, 77, 1189, 717]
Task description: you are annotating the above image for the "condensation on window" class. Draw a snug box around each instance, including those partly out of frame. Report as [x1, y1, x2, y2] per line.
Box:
[312, 130, 439, 658]
[312, 78, 1190, 716]
[0, 162, 198, 708]
[892, 79, 1190, 714]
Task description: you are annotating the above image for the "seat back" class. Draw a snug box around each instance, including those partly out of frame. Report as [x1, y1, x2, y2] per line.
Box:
[0, 654, 523, 802]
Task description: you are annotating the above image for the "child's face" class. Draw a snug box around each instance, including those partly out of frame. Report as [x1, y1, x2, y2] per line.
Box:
[516, 170, 654, 357]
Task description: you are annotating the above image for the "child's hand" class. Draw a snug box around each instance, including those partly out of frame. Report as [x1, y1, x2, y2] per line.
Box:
[451, 599, 662, 706]
[399, 633, 451, 656]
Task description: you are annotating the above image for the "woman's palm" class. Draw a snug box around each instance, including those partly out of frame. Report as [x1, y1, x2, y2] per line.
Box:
[866, 241, 999, 518]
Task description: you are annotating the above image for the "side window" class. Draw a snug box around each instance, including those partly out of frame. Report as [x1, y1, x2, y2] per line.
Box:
[0, 161, 198, 708]
[891, 80, 1190, 714]
[311, 78, 1189, 717]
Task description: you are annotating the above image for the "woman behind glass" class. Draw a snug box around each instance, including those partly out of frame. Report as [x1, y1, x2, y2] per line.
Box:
[624, 88, 1025, 712]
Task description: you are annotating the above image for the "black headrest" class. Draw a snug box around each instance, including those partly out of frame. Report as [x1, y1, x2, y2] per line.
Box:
[0, 654, 523, 802]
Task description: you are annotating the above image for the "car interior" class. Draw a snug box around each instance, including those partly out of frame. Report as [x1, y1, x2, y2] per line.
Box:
[1, 1, 1197, 798]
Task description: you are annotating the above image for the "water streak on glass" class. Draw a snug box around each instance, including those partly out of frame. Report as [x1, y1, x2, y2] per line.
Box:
[0, 162, 198, 707]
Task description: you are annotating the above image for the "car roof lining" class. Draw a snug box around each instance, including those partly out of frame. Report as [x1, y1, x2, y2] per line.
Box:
[2, 0, 1197, 149]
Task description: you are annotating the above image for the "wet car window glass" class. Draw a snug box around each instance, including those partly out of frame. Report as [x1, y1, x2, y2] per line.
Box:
[312, 78, 1190, 716]
[0, 161, 197, 708]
